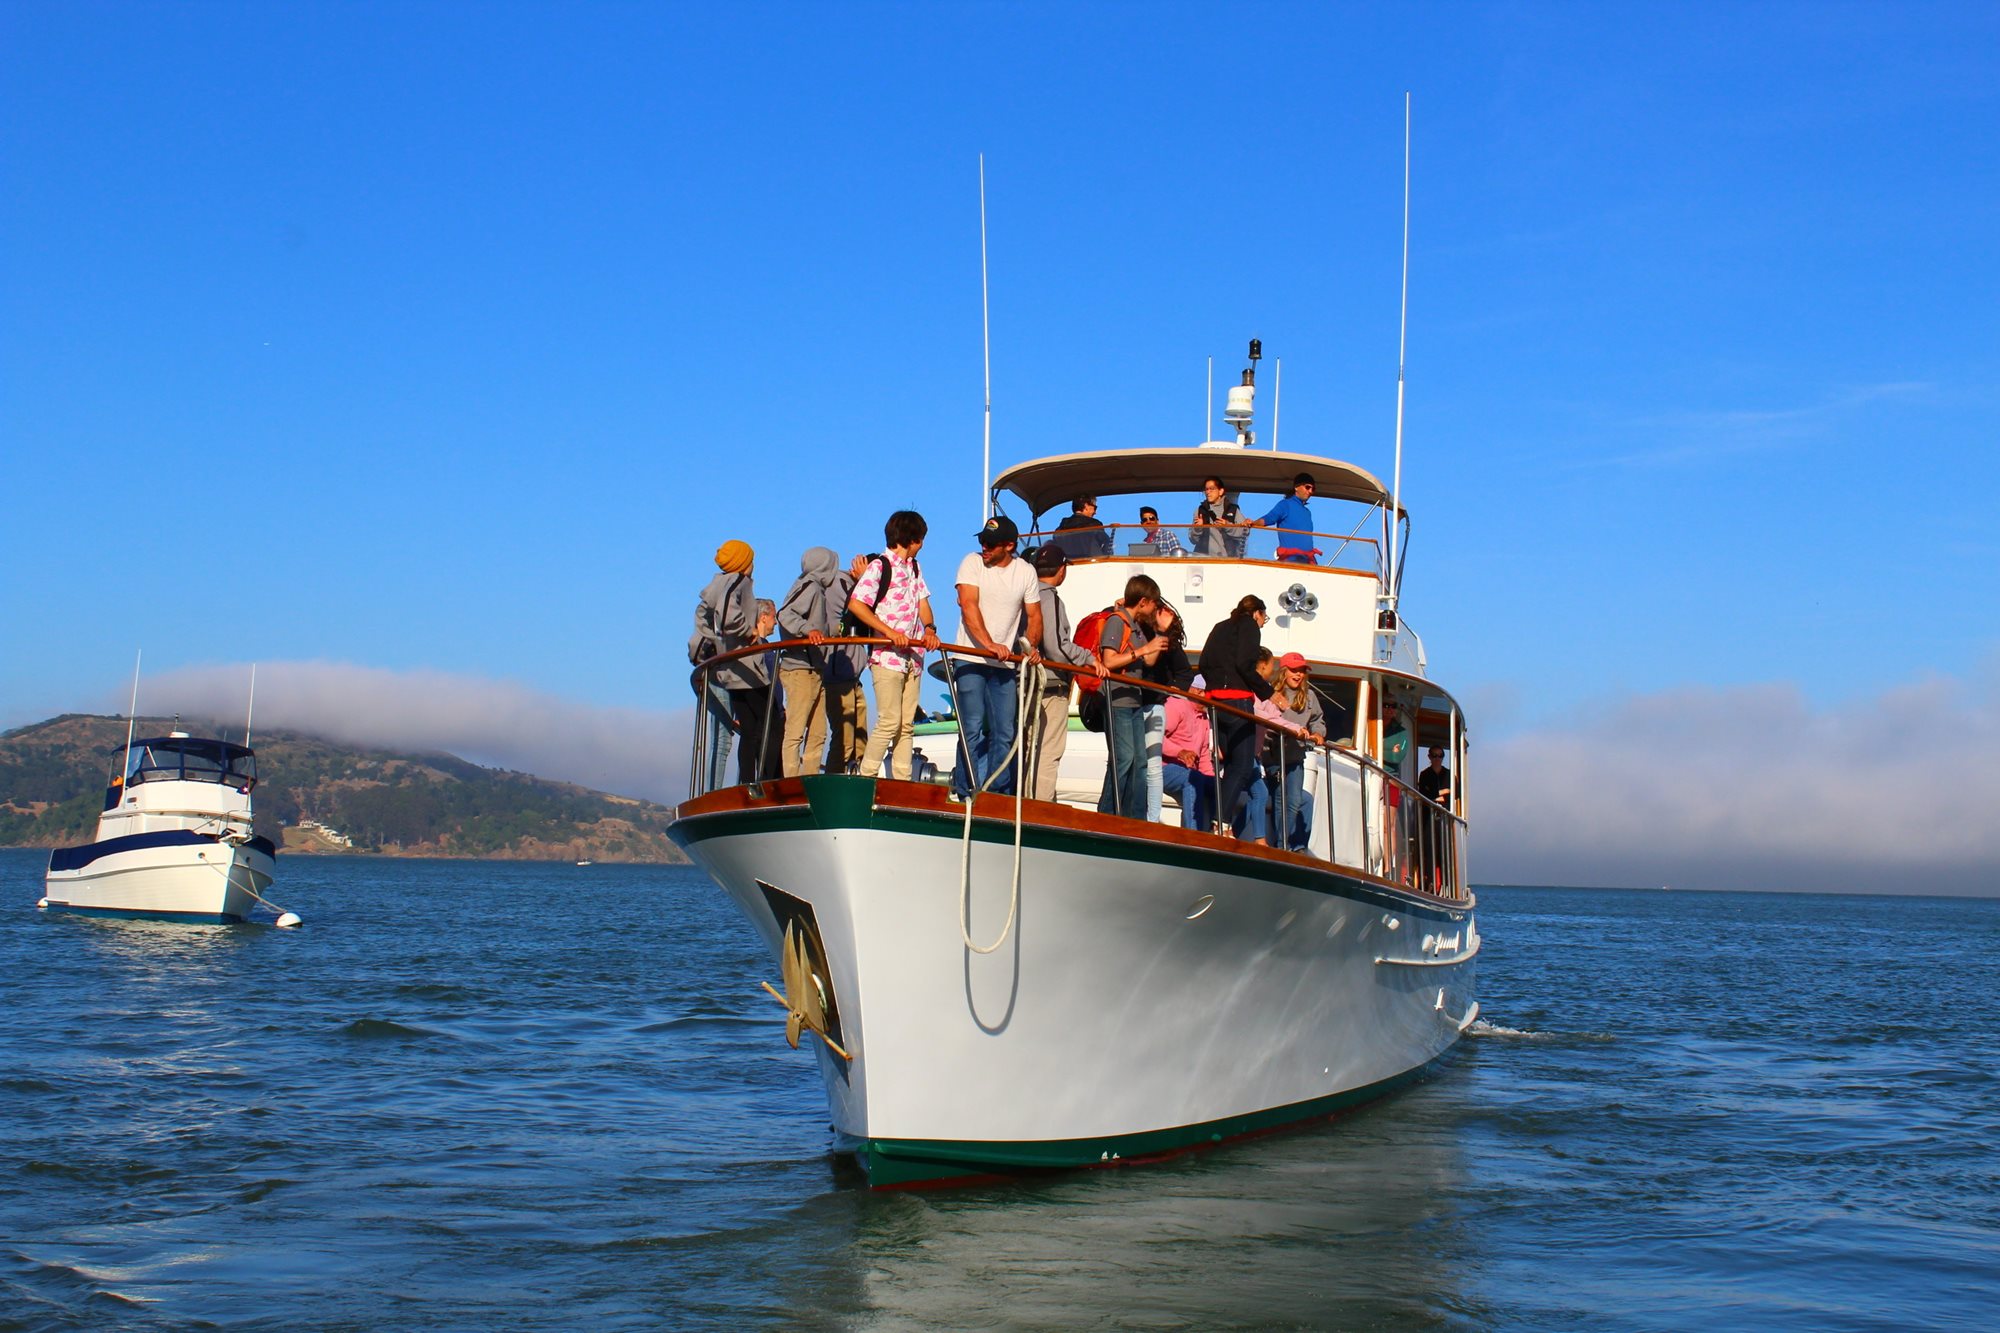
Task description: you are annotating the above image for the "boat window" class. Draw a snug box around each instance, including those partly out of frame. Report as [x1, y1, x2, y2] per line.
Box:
[125, 739, 246, 785]
[130, 744, 180, 784]
[179, 741, 232, 783]
[1310, 678, 1361, 747]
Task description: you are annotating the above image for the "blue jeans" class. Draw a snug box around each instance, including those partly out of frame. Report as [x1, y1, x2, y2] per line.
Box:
[1161, 763, 1214, 830]
[1098, 704, 1148, 817]
[702, 678, 735, 792]
[1144, 703, 1166, 822]
[1231, 759, 1269, 840]
[952, 662, 1021, 796]
[1267, 763, 1313, 850]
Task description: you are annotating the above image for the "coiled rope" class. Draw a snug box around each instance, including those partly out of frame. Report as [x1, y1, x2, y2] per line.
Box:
[957, 650, 1045, 955]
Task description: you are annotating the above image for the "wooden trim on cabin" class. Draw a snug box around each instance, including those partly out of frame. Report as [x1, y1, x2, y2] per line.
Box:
[1060, 556, 1381, 581]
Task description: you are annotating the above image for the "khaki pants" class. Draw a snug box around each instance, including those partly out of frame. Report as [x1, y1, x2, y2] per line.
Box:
[823, 677, 868, 773]
[860, 664, 924, 780]
[780, 666, 828, 778]
[1030, 687, 1072, 801]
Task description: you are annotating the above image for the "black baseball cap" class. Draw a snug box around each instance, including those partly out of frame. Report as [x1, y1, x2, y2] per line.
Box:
[1031, 544, 1067, 575]
[976, 515, 1021, 547]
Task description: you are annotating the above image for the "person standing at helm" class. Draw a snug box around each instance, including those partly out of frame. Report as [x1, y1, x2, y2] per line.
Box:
[1250, 472, 1318, 563]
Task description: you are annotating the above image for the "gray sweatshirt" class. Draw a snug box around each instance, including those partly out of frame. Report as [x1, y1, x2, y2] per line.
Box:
[697, 572, 761, 690]
[778, 547, 844, 672]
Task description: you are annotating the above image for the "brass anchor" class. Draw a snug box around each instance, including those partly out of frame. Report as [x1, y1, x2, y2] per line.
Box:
[760, 919, 851, 1062]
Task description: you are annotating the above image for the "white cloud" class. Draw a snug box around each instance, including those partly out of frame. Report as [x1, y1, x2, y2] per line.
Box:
[130, 659, 2000, 894]
[1582, 381, 1934, 469]
[141, 662, 694, 805]
[1476, 663, 2000, 894]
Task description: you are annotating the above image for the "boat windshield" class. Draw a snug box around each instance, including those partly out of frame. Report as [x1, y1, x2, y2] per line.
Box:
[125, 738, 258, 789]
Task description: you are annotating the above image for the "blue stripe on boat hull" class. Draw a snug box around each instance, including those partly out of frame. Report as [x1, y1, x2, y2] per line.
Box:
[46, 830, 278, 874]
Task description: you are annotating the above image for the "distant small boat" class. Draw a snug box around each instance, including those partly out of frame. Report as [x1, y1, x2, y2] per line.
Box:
[576, 859, 594, 867]
[41, 728, 278, 923]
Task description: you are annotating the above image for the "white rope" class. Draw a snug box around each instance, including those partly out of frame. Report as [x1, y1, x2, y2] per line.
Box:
[958, 652, 1044, 954]
[195, 837, 296, 923]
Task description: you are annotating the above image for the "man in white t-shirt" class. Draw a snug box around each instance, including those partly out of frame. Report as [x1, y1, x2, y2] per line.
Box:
[951, 515, 1043, 797]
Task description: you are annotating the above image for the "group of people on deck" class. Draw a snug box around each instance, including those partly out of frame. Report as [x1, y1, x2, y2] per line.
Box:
[692, 483, 1453, 879]
[1047, 472, 1324, 564]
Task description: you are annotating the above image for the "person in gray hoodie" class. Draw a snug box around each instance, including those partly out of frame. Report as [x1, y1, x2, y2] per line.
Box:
[821, 555, 871, 773]
[692, 540, 758, 790]
[777, 546, 847, 777]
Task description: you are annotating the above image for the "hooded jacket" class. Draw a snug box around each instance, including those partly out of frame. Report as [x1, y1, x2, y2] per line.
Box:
[778, 547, 845, 672]
[697, 571, 761, 691]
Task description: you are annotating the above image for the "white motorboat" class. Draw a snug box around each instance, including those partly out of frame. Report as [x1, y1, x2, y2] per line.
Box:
[675, 343, 1476, 1187]
[41, 727, 280, 924]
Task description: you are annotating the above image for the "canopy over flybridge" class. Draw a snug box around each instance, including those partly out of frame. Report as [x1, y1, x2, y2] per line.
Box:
[993, 446, 1401, 521]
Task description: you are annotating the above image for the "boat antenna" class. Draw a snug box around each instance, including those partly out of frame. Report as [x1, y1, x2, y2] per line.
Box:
[979, 152, 993, 518]
[1205, 356, 1213, 442]
[1387, 92, 1412, 614]
[1272, 356, 1282, 451]
[244, 663, 257, 748]
[117, 649, 141, 783]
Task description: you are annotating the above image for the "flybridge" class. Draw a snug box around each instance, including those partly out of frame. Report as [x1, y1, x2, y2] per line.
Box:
[991, 447, 1398, 522]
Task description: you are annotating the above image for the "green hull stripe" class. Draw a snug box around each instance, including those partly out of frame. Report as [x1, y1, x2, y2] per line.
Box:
[673, 775, 1467, 923]
[855, 1054, 1452, 1187]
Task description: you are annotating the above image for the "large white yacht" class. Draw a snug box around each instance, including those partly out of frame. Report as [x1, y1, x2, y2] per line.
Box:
[673, 344, 1476, 1187]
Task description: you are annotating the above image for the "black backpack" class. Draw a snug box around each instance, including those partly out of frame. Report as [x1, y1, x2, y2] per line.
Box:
[841, 553, 917, 636]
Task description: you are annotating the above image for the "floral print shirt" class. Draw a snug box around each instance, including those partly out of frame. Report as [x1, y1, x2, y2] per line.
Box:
[850, 551, 930, 673]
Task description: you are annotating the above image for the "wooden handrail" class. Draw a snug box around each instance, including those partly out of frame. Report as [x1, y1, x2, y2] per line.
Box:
[690, 635, 1463, 828]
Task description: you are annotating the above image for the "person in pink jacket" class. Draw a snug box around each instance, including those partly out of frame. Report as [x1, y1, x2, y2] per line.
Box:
[1161, 678, 1216, 830]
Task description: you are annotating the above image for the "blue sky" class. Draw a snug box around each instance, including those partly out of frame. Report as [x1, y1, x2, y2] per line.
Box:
[4, 3, 1997, 885]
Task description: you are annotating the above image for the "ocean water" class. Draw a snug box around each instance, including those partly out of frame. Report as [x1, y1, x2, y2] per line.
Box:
[1, 849, 1995, 1331]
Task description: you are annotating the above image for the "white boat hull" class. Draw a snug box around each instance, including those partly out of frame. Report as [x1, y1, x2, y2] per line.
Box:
[674, 776, 1476, 1185]
[43, 834, 276, 924]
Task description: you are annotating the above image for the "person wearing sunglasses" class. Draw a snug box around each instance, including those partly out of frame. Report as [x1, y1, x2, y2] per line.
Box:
[1190, 477, 1247, 558]
[1250, 472, 1318, 564]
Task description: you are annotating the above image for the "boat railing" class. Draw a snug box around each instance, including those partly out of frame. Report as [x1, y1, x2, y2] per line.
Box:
[688, 636, 1468, 902]
[1023, 522, 1383, 576]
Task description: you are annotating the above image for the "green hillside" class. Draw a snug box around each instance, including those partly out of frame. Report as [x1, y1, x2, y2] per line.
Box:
[0, 714, 685, 863]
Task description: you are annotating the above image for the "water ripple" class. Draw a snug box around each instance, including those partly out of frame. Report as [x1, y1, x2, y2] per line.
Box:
[3, 856, 1997, 1329]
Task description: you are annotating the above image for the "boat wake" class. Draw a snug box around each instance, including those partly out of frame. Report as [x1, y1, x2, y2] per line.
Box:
[1468, 1019, 1614, 1043]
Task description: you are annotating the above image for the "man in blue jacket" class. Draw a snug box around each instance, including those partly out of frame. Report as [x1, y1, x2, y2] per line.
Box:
[1251, 472, 1317, 563]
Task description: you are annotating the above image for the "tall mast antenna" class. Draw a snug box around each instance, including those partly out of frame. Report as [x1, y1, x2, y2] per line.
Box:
[1206, 357, 1213, 441]
[118, 649, 142, 784]
[1387, 92, 1412, 611]
[1272, 357, 1282, 451]
[123, 644, 143, 752]
[244, 663, 258, 748]
[979, 153, 993, 518]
